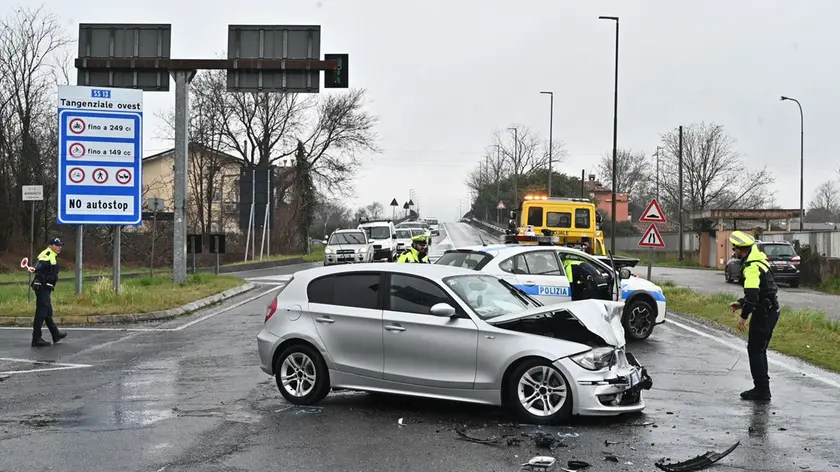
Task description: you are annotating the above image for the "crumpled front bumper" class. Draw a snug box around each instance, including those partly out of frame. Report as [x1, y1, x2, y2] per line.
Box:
[563, 351, 653, 416]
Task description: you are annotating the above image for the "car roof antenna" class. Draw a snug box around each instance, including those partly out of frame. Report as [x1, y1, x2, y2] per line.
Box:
[477, 231, 487, 247]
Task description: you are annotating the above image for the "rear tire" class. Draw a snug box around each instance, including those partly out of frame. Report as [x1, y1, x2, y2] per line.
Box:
[789, 279, 800, 288]
[725, 270, 732, 283]
[274, 343, 330, 405]
[623, 299, 655, 341]
[505, 359, 573, 425]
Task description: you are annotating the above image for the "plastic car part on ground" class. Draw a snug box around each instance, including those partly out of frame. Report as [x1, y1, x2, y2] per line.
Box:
[654, 441, 740, 472]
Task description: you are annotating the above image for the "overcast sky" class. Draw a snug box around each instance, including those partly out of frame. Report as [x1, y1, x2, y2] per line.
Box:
[34, 0, 840, 221]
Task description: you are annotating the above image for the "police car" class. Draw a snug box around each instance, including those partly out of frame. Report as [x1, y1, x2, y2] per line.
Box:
[434, 244, 666, 341]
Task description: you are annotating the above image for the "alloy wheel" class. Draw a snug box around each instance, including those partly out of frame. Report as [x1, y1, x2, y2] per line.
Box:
[628, 304, 653, 339]
[517, 365, 568, 417]
[279, 352, 317, 398]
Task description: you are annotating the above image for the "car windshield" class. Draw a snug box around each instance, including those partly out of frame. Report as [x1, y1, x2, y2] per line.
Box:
[427, 219, 438, 225]
[362, 226, 391, 240]
[329, 232, 366, 245]
[410, 229, 426, 236]
[395, 229, 412, 239]
[443, 274, 535, 320]
[435, 251, 493, 270]
[760, 244, 796, 257]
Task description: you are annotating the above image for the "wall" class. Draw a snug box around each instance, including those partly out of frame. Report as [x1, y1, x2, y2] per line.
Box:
[759, 231, 840, 258]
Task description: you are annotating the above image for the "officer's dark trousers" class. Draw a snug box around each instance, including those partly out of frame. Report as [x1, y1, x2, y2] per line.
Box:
[747, 307, 780, 390]
[33, 287, 59, 341]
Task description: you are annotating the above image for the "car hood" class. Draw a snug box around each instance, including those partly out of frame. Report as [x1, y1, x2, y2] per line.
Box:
[328, 243, 368, 249]
[486, 299, 626, 347]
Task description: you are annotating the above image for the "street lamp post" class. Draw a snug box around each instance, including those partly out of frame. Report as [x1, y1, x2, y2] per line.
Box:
[780, 96, 804, 231]
[599, 15, 619, 255]
[540, 91, 554, 197]
[508, 127, 519, 205]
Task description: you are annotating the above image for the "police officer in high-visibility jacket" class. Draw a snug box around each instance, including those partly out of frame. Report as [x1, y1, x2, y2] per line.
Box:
[397, 235, 430, 263]
[728, 231, 780, 401]
[29, 237, 68, 347]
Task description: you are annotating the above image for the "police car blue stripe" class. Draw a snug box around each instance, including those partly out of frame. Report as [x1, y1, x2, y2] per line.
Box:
[513, 284, 571, 297]
[622, 289, 666, 302]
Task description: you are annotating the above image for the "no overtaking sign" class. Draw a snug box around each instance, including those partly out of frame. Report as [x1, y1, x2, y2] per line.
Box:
[57, 85, 143, 225]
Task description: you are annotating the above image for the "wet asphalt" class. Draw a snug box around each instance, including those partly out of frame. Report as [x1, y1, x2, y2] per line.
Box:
[0, 223, 838, 472]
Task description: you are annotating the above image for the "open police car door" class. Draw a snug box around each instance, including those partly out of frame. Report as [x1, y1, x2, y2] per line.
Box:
[499, 249, 573, 304]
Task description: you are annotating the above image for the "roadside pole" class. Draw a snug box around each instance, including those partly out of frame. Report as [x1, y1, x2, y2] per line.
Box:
[75, 225, 83, 295]
[638, 198, 667, 280]
[113, 226, 121, 294]
[22, 185, 43, 302]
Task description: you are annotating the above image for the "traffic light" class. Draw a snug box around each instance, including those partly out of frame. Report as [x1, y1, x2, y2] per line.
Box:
[324, 54, 348, 88]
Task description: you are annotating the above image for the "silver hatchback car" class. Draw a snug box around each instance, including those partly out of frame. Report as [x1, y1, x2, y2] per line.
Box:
[257, 264, 652, 424]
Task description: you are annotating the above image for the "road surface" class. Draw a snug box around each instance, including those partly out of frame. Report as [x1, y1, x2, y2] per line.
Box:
[0, 222, 838, 472]
[629, 265, 840, 321]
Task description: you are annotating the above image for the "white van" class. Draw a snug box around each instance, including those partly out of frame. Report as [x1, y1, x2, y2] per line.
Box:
[358, 220, 398, 261]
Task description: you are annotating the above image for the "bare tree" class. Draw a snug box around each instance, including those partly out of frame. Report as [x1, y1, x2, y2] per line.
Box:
[364, 201, 384, 219]
[0, 6, 71, 249]
[809, 180, 840, 218]
[312, 198, 352, 239]
[596, 149, 651, 197]
[657, 122, 775, 227]
[492, 125, 546, 203]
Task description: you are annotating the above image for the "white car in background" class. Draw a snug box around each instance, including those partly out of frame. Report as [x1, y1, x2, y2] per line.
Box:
[394, 228, 414, 254]
[323, 229, 374, 265]
[435, 244, 667, 342]
[358, 220, 398, 261]
[425, 217, 440, 235]
[397, 221, 432, 244]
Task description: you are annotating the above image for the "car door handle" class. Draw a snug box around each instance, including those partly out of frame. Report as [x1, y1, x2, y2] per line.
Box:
[384, 324, 406, 332]
[523, 280, 536, 286]
[315, 317, 335, 324]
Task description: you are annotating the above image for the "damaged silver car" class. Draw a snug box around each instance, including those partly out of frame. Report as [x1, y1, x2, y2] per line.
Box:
[257, 264, 652, 424]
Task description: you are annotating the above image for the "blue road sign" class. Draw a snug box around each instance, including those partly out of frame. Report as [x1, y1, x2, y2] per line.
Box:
[57, 85, 143, 225]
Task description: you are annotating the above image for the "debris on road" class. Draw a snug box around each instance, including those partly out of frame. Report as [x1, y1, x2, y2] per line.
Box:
[603, 454, 619, 462]
[560, 432, 580, 438]
[565, 460, 590, 470]
[655, 441, 741, 472]
[534, 431, 558, 449]
[454, 428, 508, 446]
[625, 421, 655, 427]
[604, 439, 619, 447]
[398, 417, 405, 427]
[521, 456, 556, 471]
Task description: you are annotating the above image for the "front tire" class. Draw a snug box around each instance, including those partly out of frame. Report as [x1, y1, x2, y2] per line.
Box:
[624, 299, 655, 341]
[506, 359, 573, 425]
[274, 343, 330, 405]
[789, 279, 800, 288]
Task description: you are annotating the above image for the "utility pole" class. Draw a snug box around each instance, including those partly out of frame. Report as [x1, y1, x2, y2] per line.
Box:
[655, 145, 660, 200]
[508, 127, 519, 204]
[599, 15, 620, 255]
[541, 91, 554, 196]
[678, 126, 684, 262]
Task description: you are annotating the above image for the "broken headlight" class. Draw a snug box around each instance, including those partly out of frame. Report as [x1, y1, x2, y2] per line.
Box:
[571, 347, 615, 371]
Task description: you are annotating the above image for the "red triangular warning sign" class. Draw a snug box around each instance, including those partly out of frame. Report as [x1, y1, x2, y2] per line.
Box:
[638, 223, 665, 248]
[639, 199, 666, 223]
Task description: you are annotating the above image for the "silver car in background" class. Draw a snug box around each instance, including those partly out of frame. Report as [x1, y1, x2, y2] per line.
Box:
[323, 229, 374, 265]
[257, 264, 653, 424]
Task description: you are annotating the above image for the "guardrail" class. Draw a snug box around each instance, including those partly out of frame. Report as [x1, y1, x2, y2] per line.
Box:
[469, 218, 506, 235]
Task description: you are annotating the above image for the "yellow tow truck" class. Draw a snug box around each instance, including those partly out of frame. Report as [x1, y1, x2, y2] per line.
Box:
[503, 195, 640, 269]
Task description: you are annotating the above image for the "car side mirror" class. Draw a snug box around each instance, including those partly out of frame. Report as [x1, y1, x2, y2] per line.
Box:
[619, 267, 631, 280]
[392, 234, 397, 239]
[430, 303, 457, 317]
[322, 239, 328, 245]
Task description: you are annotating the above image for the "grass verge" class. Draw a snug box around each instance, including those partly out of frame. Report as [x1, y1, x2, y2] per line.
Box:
[0, 273, 242, 319]
[219, 247, 325, 267]
[817, 275, 840, 296]
[661, 282, 840, 373]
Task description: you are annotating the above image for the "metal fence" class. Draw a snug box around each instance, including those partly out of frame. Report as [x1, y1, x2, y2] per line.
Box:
[759, 231, 840, 258]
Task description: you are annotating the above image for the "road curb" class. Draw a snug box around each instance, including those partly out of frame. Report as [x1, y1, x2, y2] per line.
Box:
[0, 282, 259, 327]
[0, 257, 308, 287]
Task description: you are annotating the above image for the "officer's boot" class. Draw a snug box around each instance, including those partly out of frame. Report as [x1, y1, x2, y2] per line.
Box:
[52, 332, 67, 343]
[31, 338, 51, 347]
[740, 387, 771, 401]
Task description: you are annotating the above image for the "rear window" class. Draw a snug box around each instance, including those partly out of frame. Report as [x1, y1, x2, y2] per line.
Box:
[434, 251, 493, 270]
[760, 243, 796, 257]
[575, 209, 591, 228]
[546, 211, 572, 228]
[396, 229, 412, 239]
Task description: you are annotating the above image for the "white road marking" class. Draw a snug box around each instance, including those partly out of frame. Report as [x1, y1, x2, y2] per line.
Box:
[0, 357, 92, 375]
[170, 287, 279, 331]
[664, 315, 840, 390]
